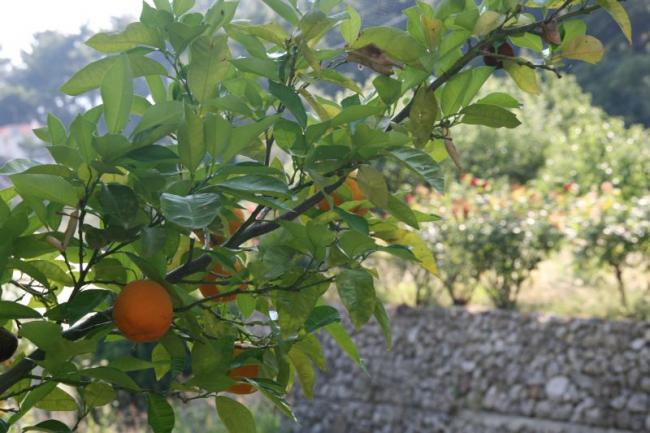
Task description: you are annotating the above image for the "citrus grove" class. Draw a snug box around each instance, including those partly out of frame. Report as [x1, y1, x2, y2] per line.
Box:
[0, 0, 630, 432]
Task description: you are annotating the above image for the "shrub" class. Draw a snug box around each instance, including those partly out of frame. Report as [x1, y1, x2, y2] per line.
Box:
[419, 181, 563, 309]
[567, 189, 650, 306]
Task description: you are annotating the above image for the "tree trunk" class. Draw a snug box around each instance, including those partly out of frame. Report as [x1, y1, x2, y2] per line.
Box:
[614, 264, 627, 307]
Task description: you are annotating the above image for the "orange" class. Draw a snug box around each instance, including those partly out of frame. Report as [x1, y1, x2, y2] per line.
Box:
[199, 260, 245, 302]
[113, 280, 173, 343]
[317, 178, 368, 216]
[227, 208, 245, 236]
[227, 348, 259, 394]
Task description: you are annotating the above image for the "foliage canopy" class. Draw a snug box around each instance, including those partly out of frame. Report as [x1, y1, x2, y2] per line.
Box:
[0, 0, 629, 431]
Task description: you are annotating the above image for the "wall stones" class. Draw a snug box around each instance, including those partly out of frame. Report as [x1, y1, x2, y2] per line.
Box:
[285, 306, 650, 433]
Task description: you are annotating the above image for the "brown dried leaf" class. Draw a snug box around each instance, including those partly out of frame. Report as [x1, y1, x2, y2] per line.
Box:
[346, 44, 402, 76]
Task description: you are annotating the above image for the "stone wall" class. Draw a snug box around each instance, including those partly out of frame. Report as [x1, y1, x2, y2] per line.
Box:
[284, 307, 650, 433]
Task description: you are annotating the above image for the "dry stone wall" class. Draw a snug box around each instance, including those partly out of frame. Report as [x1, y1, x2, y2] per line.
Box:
[284, 307, 650, 433]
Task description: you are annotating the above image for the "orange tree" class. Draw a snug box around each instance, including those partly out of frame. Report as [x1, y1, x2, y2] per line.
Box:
[0, 0, 630, 431]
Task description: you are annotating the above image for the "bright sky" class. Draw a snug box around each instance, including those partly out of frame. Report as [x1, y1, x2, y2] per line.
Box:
[0, 0, 143, 64]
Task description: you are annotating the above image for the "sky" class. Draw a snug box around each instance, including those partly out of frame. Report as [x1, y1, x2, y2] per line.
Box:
[0, 0, 142, 64]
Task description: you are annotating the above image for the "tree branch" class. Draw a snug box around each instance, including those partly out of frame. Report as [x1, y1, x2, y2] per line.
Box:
[0, 0, 610, 399]
[390, 2, 601, 126]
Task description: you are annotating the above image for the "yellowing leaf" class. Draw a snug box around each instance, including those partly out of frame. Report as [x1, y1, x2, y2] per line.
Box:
[396, 230, 438, 276]
[421, 16, 443, 51]
[473, 11, 503, 36]
[503, 61, 540, 95]
[560, 35, 604, 64]
[596, 0, 632, 43]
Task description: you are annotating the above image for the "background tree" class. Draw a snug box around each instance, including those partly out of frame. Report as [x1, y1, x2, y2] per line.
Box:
[0, 30, 99, 127]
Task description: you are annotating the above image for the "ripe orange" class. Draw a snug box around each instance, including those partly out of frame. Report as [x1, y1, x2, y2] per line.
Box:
[113, 280, 173, 343]
[317, 178, 368, 216]
[199, 260, 245, 302]
[227, 348, 259, 394]
[227, 208, 245, 236]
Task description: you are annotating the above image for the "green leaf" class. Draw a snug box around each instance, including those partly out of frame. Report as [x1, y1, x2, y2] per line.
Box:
[294, 334, 325, 370]
[146, 75, 167, 104]
[133, 101, 184, 134]
[288, 346, 316, 398]
[269, 81, 307, 128]
[325, 322, 364, 367]
[439, 66, 493, 116]
[262, 0, 301, 26]
[349, 27, 425, 64]
[330, 105, 384, 127]
[231, 58, 279, 81]
[61, 55, 166, 96]
[216, 175, 289, 198]
[8, 382, 57, 424]
[304, 305, 341, 333]
[409, 86, 438, 146]
[34, 387, 78, 411]
[373, 75, 402, 105]
[560, 35, 604, 64]
[167, 22, 207, 54]
[101, 54, 133, 134]
[188, 35, 231, 103]
[475, 92, 521, 109]
[299, 11, 333, 42]
[596, 0, 632, 43]
[387, 194, 419, 229]
[0, 301, 41, 321]
[80, 367, 140, 391]
[338, 231, 377, 260]
[99, 184, 139, 227]
[86, 23, 162, 52]
[83, 382, 117, 407]
[559, 20, 587, 50]
[374, 302, 392, 350]
[173, 0, 195, 15]
[152, 344, 171, 380]
[221, 116, 278, 162]
[23, 420, 72, 433]
[160, 193, 220, 229]
[153, 0, 172, 12]
[334, 208, 369, 235]
[503, 61, 541, 95]
[230, 23, 288, 46]
[510, 32, 543, 52]
[92, 134, 133, 162]
[46, 289, 111, 323]
[340, 6, 361, 45]
[70, 115, 97, 162]
[390, 147, 442, 191]
[215, 397, 257, 433]
[317, 69, 362, 94]
[336, 268, 375, 329]
[11, 173, 83, 206]
[357, 166, 388, 208]
[276, 275, 329, 334]
[147, 394, 175, 433]
[46, 114, 67, 146]
[177, 106, 206, 172]
[460, 103, 521, 128]
[109, 356, 154, 372]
